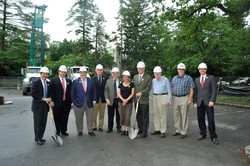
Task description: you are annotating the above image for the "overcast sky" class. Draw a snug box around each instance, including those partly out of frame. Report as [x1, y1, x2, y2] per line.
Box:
[31, 0, 119, 42]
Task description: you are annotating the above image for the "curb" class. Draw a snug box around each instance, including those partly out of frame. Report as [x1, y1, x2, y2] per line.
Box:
[217, 102, 250, 109]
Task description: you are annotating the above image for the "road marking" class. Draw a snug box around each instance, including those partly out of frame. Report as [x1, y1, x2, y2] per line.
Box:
[214, 110, 248, 116]
[191, 121, 241, 131]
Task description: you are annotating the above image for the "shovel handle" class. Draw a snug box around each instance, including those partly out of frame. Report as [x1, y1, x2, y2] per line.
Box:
[135, 96, 141, 113]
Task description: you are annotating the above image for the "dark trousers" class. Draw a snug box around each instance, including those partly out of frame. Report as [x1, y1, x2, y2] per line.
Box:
[33, 110, 48, 140]
[107, 99, 120, 130]
[197, 101, 218, 139]
[136, 103, 149, 134]
[53, 102, 71, 134]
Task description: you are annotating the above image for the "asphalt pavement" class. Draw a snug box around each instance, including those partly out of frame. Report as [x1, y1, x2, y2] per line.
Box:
[0, 89, 249, 166]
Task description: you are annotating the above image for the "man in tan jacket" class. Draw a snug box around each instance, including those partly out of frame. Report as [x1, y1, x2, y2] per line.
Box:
[133, 61, 152, 138]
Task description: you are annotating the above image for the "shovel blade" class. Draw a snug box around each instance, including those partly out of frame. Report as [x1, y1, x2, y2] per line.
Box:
[52, 135, 63, 146]
[129, 128, 139, 140]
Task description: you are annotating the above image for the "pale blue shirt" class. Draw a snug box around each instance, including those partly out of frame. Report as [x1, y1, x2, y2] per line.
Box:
[152, 76, 172, 102]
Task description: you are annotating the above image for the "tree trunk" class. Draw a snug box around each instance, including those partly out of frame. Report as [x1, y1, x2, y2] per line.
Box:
[0, 0, 7, 51]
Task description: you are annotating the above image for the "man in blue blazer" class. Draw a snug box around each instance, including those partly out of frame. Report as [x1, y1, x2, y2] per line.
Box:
[193, 63, 218, 145]
[71, 66, 97, 136]
[31, 67, 51, 145]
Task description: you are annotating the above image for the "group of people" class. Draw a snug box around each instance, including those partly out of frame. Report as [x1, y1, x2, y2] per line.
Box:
[31, 61, 219, 146]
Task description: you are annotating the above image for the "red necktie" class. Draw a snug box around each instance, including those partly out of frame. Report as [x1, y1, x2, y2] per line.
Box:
[82, 80, 86, 92]
[61, 78, 66, 101]
[201, 76, 204, 89]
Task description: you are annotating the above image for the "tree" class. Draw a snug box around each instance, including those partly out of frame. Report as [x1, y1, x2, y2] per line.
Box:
[66, 0, 97, 65]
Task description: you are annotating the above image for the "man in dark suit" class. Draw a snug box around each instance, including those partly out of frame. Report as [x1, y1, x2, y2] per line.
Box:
[49, 65, 72, 136]
[133, 61, 152, 138]
[31, 66, 51, 145]
[104, 67, 121, 133]
[193, 62, 219, 145]
[71, 66, 97, 136]
[92, 64, 107, 132]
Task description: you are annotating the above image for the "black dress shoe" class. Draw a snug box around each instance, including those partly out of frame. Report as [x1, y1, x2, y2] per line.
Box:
[98, 128, 103, 132]
[160, 133, 166, 138]
[61, 132, 69, 136]
[106, 129, 113, 133]
[88, 132, 96, 136]
[211, 138, 219, 145]
[36, 140, 44, 145]
[121, 130, 125, 135]
[197, 135, 206, 140]
[151, 131, 161, 135]
[141, 133, 147, 138]
[117, 128, 121, 133]
[138, 130, 142, 135]
[78, 132, 83, 136]
[93, 128, 97, 131]
[180, 135, 186, 139]
[124, 131, 128, 136]
[41, 139, 46, 142]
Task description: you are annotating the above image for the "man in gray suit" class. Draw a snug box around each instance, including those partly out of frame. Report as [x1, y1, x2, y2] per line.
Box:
[104, 67, 121, 133]
[133, 61, 152, 138]
[193, 63, 219, 145]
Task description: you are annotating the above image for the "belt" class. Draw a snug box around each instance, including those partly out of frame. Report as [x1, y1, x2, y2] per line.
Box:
[153, 93, 167, 95]
[174, 94, 188, 97]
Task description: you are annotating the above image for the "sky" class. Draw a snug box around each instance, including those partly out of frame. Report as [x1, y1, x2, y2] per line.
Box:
[31, 0, 120, 42]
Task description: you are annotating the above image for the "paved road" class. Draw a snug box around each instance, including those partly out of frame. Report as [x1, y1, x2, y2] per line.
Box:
[0, 90, 249, 166]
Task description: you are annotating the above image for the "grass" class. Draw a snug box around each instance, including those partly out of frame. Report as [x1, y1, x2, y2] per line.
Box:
[217, 94, 250, 107]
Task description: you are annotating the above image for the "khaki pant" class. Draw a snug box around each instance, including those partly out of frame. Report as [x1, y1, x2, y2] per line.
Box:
[173, 95, 189, 135]
[153, 95, 168, 133]
[92, 99, 106, 129]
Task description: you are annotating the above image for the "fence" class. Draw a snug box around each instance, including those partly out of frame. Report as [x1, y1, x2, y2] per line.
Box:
[0, 77, 22, 88]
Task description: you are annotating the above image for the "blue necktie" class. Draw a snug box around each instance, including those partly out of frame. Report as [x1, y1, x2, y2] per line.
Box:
[43, 80, 47, 98]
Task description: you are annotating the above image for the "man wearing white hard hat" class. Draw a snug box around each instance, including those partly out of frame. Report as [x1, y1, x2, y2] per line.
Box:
[31, 66, 51, 145]
[171, 63, 195, 139]
[133, 61, 152, 138]
[151, 66, 172, 138]
[193, 63, 219, 145]
[117, 70, 135, 136]
[92, 64, 108, 132]
[104, 67, 121, 133]
[71, 66, 97, 136]
[49, 65, 72, 136]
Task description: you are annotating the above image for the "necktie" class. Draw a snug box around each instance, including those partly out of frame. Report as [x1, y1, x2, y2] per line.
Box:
[114, 80, 117, 98]
[98, 76, 102, 85]
[139, 75, 142, 84]
[82, 80, 86, 92]
[43, 80, 47, 98]
[61, 78, 66, 101]
[201, 76, 204, 89]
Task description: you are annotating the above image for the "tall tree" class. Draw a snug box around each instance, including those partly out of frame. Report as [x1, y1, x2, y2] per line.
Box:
[66, 0, 97, 65]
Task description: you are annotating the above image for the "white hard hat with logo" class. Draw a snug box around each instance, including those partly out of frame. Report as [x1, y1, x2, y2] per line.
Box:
[153, 66, 162, 73]
[111, 67, 119, 73]
[137, 61, 146, 68]
[40, 66, 49, 73]
[59, 65, 67, 72]
[96, 64, 103, 70]
[198, 62, 207, 69]
[122, 70, 130, 77]
[80, 66, 87, 72]
[177, 63, 186, 70]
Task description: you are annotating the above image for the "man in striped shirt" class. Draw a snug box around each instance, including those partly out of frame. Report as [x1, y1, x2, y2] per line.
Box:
[171, 63, 195, 138]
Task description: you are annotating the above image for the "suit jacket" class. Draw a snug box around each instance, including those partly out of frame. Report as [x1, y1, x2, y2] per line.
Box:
[193, 75, 217, 106]
[104, 78, 121, 105]
[31, 79, 50, 112]
[133, 74, 152, 104]
[92, 75, 108, 103]
[49, 77, 72, 106]
[71, 77, 97, 108]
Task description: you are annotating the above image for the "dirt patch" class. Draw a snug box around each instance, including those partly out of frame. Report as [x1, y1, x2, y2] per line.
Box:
[239, 148, 250, 165]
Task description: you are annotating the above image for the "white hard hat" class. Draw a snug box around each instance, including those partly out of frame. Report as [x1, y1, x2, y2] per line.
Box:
[111, 67, 119, 73]
[122, 70, 130, 77]
[177, 63, 186, 70]
[95, 64, 103, 70]
[198, 62, 207, 69]
[59, 65, 67, 72]
[137, 61, 146, 68]
[40, 66, 49, 73]
[79, 66, 87, 72]
[153, 66, 162, 73]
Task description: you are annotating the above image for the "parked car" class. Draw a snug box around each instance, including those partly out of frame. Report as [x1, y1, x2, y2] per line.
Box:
[231, 77, 250, 86]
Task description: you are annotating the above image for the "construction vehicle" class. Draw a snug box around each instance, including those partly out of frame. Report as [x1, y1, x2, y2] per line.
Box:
[21, 5, 48, 95]
[69, 66, 90, 80]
